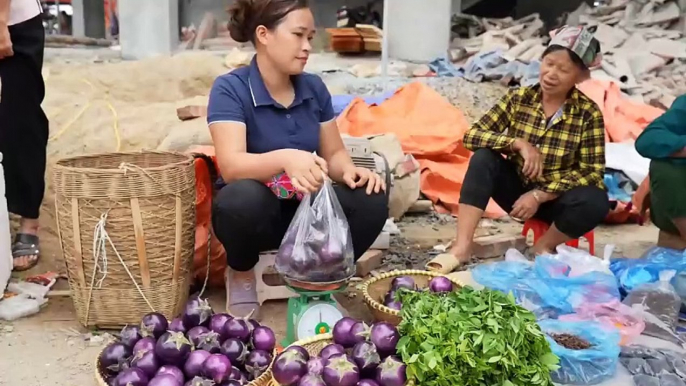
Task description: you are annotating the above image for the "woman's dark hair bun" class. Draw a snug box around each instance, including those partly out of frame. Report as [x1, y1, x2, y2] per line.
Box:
[227, 0, 310, 44]
[227, 0, 254, 43]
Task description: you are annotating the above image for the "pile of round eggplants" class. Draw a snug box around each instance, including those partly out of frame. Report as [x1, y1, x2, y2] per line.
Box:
[272, 318, 406, 386]
[382, 276, 454, 311]
[99, 297, 276, 386]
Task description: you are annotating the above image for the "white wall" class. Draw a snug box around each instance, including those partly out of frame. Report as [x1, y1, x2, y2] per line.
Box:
[387, 0, 453, 62]
[119, 0, 180, 60]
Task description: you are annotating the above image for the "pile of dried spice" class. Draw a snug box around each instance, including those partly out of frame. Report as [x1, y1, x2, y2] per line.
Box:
[548, 333, 592, 350]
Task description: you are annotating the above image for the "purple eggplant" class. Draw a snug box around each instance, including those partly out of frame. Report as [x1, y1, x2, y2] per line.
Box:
[202, 353, 232, 384]
[100, 342, 133, 375]
[169, 318, 187, 334]
[245, 349, 273, 380]
[375, 356, 407, 386]
[246, 319, 260, 332]
[184, 350, 211, 379]
[351, 341, 381, 374]
[149, 374, 183, 386]
[220, 338, 249, 366]
[188, 326, 211, 347]
[428, 276, 453, 293]
[184, 377, 215, 386]
[156, 365, 184, 384]
[332, 317, 358, 348]
[298, 374, 327, 386]
[251, 326, 276, 352]
[307, 357, 326, 375]
[390, 277, 415, 291]
[140, 312, 169, 339]
[350, 322, 370, 344]
[272, 349, 308, 385]
[114, 368, 149, 386]
[209, 313, 232, 341]
[156, 331, 192, 365]
[323, 354, 360, 386]
[357, 380, 380, 386]
[228, 365, 248, 383]
[183, 296, 214, 328]
[197, 331, 222, 354]
[384, 290, 397, 304]
[383, 300, 402, 311]
[320, 343, 346, 360]
[221, 381, 244, 386]
[224, 318, 251, 343]
[120, 325, 142, 348]
[130, 348, 160, 379]
[370, 323, 400, 358]
[285, 345, 310, 362]
[133, 337, 156, 355]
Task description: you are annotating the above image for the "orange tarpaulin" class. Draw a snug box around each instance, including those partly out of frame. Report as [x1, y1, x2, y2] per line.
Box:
[336, 80, 666, 219]
[336, 82, 507, 217]
[577, 79, 663, 142]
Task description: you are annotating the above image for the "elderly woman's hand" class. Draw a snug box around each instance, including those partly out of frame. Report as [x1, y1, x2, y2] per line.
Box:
[513, 138, 544, 180]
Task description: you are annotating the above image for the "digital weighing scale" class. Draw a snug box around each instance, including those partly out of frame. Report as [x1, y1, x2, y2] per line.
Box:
[282, 284, 348, 347]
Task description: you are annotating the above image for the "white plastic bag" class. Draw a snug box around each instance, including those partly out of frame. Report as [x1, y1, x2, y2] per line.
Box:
[0, 152, 12, 294]
[547, 244, 613, 277]
[0, 293, 47, 321]
[275, 179, 355, 283]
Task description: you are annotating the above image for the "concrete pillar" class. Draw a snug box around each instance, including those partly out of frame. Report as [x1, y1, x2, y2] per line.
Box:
[119, 0, 179, 60]
[386, 0, 452, 62]
[72, 0, 106, 38]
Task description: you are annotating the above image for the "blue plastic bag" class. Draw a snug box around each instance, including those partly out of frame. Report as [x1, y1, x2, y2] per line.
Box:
[539, 320, 621, 385]
[610, 247, 686, 306]
[471, 260, 557, 318]
[472, 253, 621, 318]
[535, 256, 621, 315]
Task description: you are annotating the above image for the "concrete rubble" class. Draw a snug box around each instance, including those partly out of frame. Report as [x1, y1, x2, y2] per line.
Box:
[449, 0, 686, 108]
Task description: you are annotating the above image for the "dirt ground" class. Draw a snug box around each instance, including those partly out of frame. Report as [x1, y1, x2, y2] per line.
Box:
[0, 217, 660, 385]
[0, 49, 662, 385]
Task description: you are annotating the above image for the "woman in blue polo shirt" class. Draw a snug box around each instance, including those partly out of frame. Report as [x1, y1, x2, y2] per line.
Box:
[208, 0, 388, 318]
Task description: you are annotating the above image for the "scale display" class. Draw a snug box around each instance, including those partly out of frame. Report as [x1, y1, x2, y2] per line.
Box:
[295, 302, 344, 341]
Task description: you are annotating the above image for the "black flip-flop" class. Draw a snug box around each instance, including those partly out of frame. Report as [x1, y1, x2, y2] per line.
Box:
[12, 233, 40, 272]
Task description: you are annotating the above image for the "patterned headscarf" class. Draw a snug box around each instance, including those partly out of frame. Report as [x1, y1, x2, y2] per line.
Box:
[548, 25, 602, 69]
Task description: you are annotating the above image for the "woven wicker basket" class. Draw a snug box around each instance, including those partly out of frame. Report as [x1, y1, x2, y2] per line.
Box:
[93, 346, 275, 386]
[268, 333, 416, 386]
[361, 269, 464, 326]
[53, 151, 196, 328]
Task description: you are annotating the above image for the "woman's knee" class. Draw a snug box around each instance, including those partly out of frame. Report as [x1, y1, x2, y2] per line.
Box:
[469, 148, 501, 168]
[335, 185, 388, 222]
[556, 186, 609, 236]
[212, 179, 278, 224]
[577, 186, 611, 218]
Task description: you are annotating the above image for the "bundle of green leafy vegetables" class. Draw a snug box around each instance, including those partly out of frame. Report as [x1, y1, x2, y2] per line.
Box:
[396, 286, 559, 386]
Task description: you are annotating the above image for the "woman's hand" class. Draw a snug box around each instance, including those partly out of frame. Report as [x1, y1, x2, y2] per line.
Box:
[513, 138, 543, 180]
[342, 166, 386, 195]
[283, 150, 329, 194]
[510, 191, 540, 221]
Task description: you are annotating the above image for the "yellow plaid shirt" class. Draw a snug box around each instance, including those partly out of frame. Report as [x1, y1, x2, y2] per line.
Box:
[463, 84, 606, 194]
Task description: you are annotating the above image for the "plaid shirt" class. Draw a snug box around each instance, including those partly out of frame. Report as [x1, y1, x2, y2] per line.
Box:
[463, 84, 606, 193]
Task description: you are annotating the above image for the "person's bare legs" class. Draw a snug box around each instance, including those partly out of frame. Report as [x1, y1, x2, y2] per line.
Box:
[13, 217, 40, 269]
[674, 218, 686, 239]
[532, 223, 572, 256]
[449, 204, 485, 263]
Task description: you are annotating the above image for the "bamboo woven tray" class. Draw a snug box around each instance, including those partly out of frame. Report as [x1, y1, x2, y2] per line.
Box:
[361, 269, 464, 325]
[268, 333, 415, 386]
[94, 345, 275, 386]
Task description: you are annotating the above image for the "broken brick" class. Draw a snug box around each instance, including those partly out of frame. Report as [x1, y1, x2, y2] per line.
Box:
[472, 234, 526, 259]
[356, 249, 384, 277]
[177, 105, 208, 121]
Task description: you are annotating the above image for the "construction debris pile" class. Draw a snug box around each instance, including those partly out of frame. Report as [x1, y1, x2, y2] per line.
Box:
[449, 0, 686, 108]
[571, 0, 686, 108]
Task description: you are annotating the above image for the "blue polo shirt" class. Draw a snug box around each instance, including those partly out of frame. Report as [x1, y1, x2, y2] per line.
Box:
[207, 57, 335, 154]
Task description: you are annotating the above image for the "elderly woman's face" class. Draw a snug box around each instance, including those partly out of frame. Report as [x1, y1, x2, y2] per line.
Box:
[539, 49, 586, 96]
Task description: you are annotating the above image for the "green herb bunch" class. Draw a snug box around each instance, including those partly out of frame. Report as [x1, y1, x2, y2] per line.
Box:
[396, 286, 559, 386]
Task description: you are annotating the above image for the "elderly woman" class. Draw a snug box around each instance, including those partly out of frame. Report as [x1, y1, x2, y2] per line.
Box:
[445, 26, 610, 268]
[207, 0, 388, 318]
[635, 95, 686, 247]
